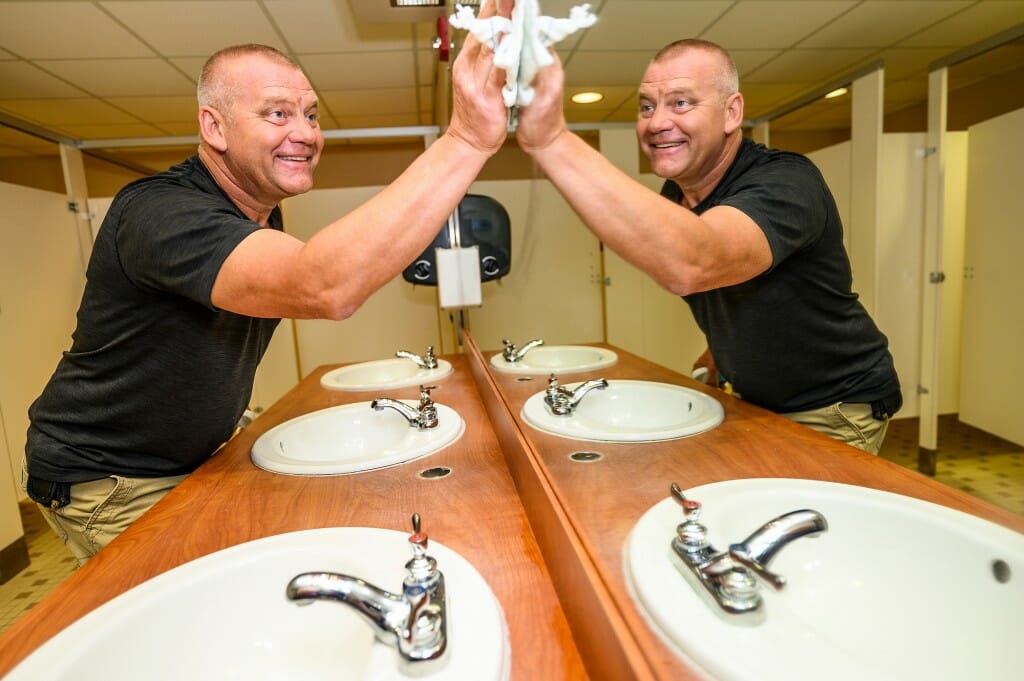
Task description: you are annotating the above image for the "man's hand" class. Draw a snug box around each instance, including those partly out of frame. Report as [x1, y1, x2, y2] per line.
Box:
[447, 0, 513, 155]
[513, 46, 570, 154]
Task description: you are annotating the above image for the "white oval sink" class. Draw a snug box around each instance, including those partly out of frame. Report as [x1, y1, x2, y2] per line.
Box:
[521, 379, 723, 442]
[625, 478, 1024, 681]
[5, 527, 510, 681]
[490, 345, 617, 375]
[251, 402, 464, 475]
[321, 358, 453, 391]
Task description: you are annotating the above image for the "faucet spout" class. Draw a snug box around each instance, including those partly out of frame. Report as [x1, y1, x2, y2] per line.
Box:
[544, 374, 608, 415]
[395, 345, 438, 370]
[371, 398, 421, 422]
[286, 514, 447, 673]
[501, 338, 544, 362]
[287, 572, 407, 640]
[371, 386, 439, 430]
[735, 509, 828, 567]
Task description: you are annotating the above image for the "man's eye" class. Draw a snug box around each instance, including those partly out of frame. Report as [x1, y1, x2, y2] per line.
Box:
[268, 110, 286, 120]
[674, 99, 691, 109]
[639, 103, 654, 114]
[306, 112, 318, 124]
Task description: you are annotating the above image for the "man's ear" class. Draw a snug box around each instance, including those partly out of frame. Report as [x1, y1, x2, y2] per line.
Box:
[198, 106, 228, 152]
[723, 92, 744, 135]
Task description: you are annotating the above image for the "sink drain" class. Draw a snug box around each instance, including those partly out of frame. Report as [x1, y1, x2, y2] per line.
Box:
[992, 559, 1011, 583]
[418, 466, 452, 480]
[515, 376, 534, 382]
[569, 451, 602, 463]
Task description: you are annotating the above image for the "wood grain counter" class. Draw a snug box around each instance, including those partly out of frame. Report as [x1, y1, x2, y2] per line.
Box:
[0, 355, 588, 680]
[464, 334, 1024, 681]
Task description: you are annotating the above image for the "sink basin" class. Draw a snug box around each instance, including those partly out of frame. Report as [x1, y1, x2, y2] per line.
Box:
[5, 527, 510, 681]
[521, 379, 723, 442]
[251, 402, 464, 475]
[321, 358, 453, 391]
[625, 478, 1024, 681]
[490, 345, 617, 375]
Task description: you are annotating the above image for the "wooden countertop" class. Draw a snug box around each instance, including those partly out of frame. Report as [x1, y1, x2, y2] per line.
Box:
[0, 356, 588, 680]
[464, 335, 1024, 681]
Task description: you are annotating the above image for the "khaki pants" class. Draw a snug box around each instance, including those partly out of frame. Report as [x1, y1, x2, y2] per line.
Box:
[780, 401, 890, 455]
[21, 462, 186, 567]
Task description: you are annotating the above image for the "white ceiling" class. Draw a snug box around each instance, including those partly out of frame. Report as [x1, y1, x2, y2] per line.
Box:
[0, 0, 1022, 159]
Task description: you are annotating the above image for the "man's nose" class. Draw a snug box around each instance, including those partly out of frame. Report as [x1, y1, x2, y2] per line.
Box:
[647, 104, 674, 131]
[289, 119, 321, 146]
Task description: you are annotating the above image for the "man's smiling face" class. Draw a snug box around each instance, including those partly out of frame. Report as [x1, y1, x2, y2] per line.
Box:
[636, 47, 741, 189]
[220, 54, 323, 205]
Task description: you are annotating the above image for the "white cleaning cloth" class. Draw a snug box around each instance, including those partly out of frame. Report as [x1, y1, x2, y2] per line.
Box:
[450, 0, 598, 108]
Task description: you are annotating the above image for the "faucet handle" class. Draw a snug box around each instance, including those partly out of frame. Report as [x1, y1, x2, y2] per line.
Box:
[409, 513, 429, 553]
[406, 513, 440, 584]
[670, 482, 703, 520]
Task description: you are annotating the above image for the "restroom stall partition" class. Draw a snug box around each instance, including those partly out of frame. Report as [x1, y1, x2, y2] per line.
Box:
[957, 107, 1024, 447]
[0, 181, 87, 543]
[807, 132, 969, 422]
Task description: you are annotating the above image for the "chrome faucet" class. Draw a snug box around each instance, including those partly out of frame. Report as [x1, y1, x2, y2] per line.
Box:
[395, 345, 438, 370]
[286, 514, 447, 674]
[371, 385, 439, 430]
[501, 337, 544, 362]
[544, 373, 608, 416]
[668, 482, 828, 620]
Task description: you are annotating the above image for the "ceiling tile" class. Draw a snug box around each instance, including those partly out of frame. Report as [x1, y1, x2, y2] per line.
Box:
[299, 51, 418, 90]
[901, 1, 1024, 47]
[105, 96, 198, 123]
[564, 50, 653, 87]
[320, 87, 419, 116]
[704, 1, 858, 49]
[576, 0, 733, 52]
[39, 59, 197, 97]
[0, 61, 87, 98]
[100, 0, 285, 56]
[797, 1, 972, 49]
[744, 47, 877, 82]
[267, 0, 419, 53]
[0, 97, 137, 125]
[0, 1, 154, 59]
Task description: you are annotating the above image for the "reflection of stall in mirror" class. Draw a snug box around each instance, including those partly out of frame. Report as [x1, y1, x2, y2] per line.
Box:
[402, 194, 511, 285]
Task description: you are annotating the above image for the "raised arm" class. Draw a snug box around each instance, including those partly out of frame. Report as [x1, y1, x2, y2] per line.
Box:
[514, 49, 770, 297]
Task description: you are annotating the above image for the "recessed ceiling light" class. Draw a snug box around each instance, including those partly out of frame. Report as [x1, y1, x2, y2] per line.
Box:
[824, 87, 848, 99]
[571, 91, 604, 104]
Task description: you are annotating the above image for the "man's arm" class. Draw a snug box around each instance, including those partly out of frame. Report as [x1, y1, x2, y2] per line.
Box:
[514, 54, 771, 297]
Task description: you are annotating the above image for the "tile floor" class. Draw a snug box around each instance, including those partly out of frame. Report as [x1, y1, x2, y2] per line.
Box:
[0, 500, 77, 635]
[1, 413, 1022, 635]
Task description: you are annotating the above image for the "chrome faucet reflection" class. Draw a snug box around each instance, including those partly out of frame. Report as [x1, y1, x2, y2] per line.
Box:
[501, 337, 544, 362]
[544, 373, 608, 415]
[371, 385, 439, 430]
[286, 514, 447, 674]
[668, 482, 828, 622]
[395, 345, 438, 370]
